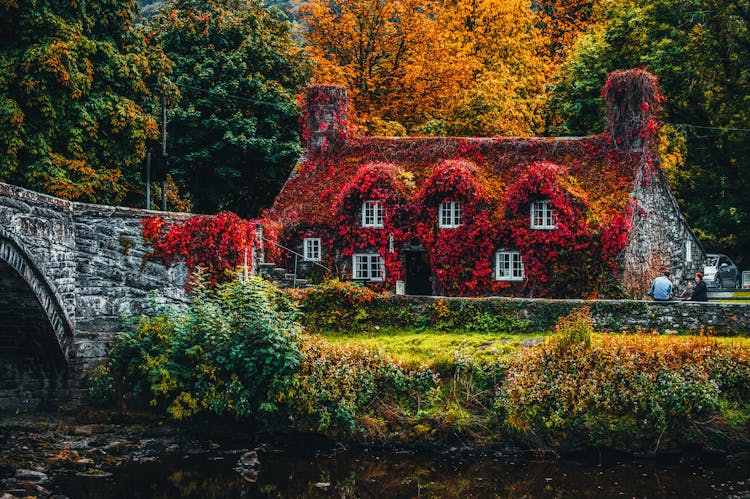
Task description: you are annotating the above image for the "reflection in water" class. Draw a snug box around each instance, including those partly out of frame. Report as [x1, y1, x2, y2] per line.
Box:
[52, 442, 750, 498]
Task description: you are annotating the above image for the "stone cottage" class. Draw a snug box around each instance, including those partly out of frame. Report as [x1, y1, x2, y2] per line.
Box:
[266, 69, 704, 298]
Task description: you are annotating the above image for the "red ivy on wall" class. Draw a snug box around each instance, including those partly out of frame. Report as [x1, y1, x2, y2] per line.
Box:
[142, 212, 278, 286]
[413, 160, 497, 296]
[603, 69, 664, 151]
[329, 162, 411, 289]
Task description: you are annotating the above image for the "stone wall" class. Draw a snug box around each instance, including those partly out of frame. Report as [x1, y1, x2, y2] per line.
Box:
[394, 296, 750, 335]
[0, 183, 190, 410]
[300, 292, 750, 336]
[70, 202, 191, 402]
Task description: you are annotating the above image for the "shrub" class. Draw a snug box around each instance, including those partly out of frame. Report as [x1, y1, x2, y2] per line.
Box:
[279, 334, 437, 436]
[294, 279, 382, 333]
[499, 335, 741, 452]
[550, 306, 593, 352]
[105, 275, 302, 422]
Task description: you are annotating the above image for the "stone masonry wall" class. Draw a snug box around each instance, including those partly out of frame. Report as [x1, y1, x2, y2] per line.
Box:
[392, 295, 750, 335]
[0, 183, 190, 410]
[623, 160, 706, 295]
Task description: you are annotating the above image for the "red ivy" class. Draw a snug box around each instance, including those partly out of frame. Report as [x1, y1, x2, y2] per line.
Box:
[142, 212, 278, 286]
[413, 160, 497, 296]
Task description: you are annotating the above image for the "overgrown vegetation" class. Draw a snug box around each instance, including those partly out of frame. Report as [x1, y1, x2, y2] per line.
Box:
[94, 280, 750, 455]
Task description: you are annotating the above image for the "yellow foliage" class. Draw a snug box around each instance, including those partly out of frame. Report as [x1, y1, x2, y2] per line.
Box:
[300, 0, 551, 136]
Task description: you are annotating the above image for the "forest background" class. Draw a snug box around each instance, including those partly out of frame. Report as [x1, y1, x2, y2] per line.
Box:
[1, 0, 748, 267]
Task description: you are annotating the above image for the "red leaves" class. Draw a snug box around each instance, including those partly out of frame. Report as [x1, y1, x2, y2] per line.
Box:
[141, 212, 276, 286]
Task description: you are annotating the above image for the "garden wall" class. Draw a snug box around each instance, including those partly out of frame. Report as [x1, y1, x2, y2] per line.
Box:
[407, 297, 750, 334]
[297, 284, 750, 335]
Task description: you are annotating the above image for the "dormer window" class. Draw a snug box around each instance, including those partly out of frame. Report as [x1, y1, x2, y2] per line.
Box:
[438, 201, 462, 228]
[496, 250, 524, 281]
[362, 200, 384, 228]
[530, 199, 555, 229]
[303, 238, 321, 261]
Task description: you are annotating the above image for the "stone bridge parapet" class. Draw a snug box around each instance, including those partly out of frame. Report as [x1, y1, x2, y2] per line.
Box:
[0, 183, 190, 410]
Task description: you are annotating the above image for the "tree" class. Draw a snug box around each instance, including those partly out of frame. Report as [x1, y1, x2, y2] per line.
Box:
[437, 0, 550, 136]
[0, 0, 168, 204]
[531, 0, 604, 61]
[148, 0, 311, 217]
[548, 0, 750, 266]
[299, 0, 473, 134]
[299, 0, 550, 136]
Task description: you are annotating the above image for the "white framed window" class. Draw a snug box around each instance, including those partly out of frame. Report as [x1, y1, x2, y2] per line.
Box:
[530, 199, 556, 229]
[496, 251, 524, 281]
[303, 238, 321, 262]
[362, 200, 384, 228]
[353, 253, 385, 281]
[438, 201, 462, 228]
[685, 239, 693, 263]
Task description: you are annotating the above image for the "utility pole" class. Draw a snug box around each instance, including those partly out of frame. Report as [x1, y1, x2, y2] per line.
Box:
[145, 152, 151, 209]
[161, 96, 168, 212]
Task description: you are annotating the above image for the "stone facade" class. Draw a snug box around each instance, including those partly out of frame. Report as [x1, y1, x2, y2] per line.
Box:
[270, 70, 706, 298]
[0, 182, 189, 410]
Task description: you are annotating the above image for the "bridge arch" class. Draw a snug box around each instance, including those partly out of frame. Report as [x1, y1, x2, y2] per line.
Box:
[0, 229, 74, 369]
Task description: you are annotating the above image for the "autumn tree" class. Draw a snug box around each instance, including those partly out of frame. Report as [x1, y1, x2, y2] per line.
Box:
[299, 0, 550, 136]
[548, 0, 750, 266]
[148, 0, 311, 217]
[0, 0, 168, 204]
[436, 0, 550, 136]
[531, 0, 604, 61]
[299, 0, 473, 134]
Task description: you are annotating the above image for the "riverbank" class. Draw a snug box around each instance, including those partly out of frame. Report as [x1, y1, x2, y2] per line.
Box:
[87, 278, 750, 461]
[1, 412, 749, 498]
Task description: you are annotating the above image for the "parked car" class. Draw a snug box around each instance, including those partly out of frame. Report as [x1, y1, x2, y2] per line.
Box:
[704, 253, 741, 289]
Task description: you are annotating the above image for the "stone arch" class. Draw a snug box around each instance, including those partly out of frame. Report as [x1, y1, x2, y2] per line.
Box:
[0, 229, 74, 369]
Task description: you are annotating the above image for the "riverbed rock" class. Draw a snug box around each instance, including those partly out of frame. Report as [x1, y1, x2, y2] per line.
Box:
[237, 450, 260, 469]
[15, 468, 47, 482]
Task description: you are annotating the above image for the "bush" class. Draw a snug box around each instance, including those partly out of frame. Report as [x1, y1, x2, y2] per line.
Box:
[105, 275, 302, 421]
[279, 335, 437, 436]
[294, 279, 382, 333]
[550, 306, 593, 352]
[499, 334, 742, 452]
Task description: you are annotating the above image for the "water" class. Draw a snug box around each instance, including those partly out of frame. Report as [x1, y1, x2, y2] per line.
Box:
[50, 443, 750, 498]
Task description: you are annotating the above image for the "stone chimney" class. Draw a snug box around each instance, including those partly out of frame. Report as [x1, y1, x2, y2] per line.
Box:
[305, 85, 350, 155]
[603, 69, 663, 152]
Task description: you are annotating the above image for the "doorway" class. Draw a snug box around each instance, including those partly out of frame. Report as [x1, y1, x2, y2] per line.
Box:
[404, 251, 433, 295]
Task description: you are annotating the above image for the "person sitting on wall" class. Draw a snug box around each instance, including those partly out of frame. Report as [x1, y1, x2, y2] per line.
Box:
[684, 272, 708, 302]
[648, 271, 673, 301]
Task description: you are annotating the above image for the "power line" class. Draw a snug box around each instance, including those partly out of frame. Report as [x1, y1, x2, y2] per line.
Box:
[668, 122, 750, 133]
[173, 82, 285, 108]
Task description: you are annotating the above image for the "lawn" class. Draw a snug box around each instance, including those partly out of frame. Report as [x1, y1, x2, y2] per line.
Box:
[320, 327, 548, 367]
[319, 327, 750, 368]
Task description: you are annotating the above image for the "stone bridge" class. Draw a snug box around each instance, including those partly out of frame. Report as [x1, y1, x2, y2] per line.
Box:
[0, 182, 189, 410]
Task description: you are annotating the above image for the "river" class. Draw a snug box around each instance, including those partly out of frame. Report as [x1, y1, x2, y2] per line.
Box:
[1, 415, 748, 498]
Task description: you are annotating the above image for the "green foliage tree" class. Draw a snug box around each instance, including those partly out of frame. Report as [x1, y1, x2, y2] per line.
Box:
[147, 0, 311, 217]
[0, 0, 168, 204]
[548, 0, 750, 265]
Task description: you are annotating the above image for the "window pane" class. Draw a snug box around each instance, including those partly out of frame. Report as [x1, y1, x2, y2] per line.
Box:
[363, 200, 383, 227]
[304, 238, 320, 261]
[497, 251, 523, 280]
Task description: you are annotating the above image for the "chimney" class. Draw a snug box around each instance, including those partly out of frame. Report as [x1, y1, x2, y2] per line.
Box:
[602, 69, 663, 152]
[305, 85, 350, 155]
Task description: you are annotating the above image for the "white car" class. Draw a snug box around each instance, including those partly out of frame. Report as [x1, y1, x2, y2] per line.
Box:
[704, 253, 741, 289]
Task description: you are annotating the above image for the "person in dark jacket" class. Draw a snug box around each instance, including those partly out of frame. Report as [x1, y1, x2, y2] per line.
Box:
[686, 272, 708, 302]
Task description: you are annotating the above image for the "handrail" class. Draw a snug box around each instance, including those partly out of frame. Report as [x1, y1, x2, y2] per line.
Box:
[260, 236, 332, 273]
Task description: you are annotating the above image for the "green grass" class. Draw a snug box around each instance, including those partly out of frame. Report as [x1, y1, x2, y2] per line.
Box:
[319, 326, 549, 368]
[318, 327, 750, 369]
